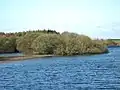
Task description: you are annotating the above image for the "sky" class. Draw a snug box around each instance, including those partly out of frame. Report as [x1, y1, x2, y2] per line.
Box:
[0, 0, 120, 39]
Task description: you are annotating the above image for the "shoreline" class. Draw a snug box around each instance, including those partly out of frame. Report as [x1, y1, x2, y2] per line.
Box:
[0, 49, 110, 64]
[0, 55, 54, 63]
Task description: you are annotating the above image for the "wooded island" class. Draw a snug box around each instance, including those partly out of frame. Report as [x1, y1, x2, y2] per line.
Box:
[0, 30, 118, 57]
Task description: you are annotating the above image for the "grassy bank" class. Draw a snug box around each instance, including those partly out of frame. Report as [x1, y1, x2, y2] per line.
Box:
[108, 39, 120, 46]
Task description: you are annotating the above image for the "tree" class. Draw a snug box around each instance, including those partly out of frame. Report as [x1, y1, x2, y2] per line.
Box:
[16, 33, 40, 55]
[31, 34, 60, 55]
[0, 36, 16, 53]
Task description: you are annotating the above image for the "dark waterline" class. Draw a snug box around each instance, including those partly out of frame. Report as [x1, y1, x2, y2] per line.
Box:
[0, 47, 120, 90]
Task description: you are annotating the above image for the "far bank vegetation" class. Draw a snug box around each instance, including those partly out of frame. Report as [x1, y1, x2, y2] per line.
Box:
[0, 30, 113, 56]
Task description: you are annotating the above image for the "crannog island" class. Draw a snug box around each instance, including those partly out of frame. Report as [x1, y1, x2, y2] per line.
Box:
[0, 30, 119, 62]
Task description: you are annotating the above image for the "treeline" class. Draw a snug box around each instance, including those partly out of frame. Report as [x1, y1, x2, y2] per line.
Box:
[0, 29, 59, 37]
[0, 29, 110, 55]
[108, 39, 120, 46]
[0, 29, 59, 53]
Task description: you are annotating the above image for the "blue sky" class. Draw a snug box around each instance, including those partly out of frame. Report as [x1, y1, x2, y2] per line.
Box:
[0, 0, 120, 38]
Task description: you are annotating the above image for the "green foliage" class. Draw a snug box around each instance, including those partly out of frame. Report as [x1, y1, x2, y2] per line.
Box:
[16, 33, 40, 54]
[54, 33, 108, 56]
[87, 40, 108, 54]
[0, 36, 16, 53]
[31, 34, 60, 55]
[14, 29, 59, 37]
[0, 30, 108, 55]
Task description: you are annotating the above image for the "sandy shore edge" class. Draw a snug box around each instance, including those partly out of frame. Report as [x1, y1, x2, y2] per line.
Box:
[0, 55, 54, 63]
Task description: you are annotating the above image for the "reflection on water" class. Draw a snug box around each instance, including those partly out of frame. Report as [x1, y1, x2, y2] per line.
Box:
[0, 53, 23, 57]
[0, 47, 120, 90]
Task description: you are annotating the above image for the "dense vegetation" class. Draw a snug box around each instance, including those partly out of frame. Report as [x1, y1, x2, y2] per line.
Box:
[0, 30, 110, 55]
[0, 36, 16, 53]
[16, 31, 109, 55]
[0, 30, 59, 53]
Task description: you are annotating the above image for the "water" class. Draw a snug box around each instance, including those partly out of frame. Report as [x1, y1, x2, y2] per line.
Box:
[0, 53, 23, 57]
[0, 47, 120, 90]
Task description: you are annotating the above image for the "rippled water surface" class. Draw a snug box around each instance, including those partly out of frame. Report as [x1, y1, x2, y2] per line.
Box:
[0, 47, 120, 90]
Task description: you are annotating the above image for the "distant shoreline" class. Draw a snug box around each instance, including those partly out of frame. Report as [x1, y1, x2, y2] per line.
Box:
[0, 52, 109, 64]
[108, 45, 120, 48]
[0, 55, 54, 63]
[2, 45, 118, 64]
